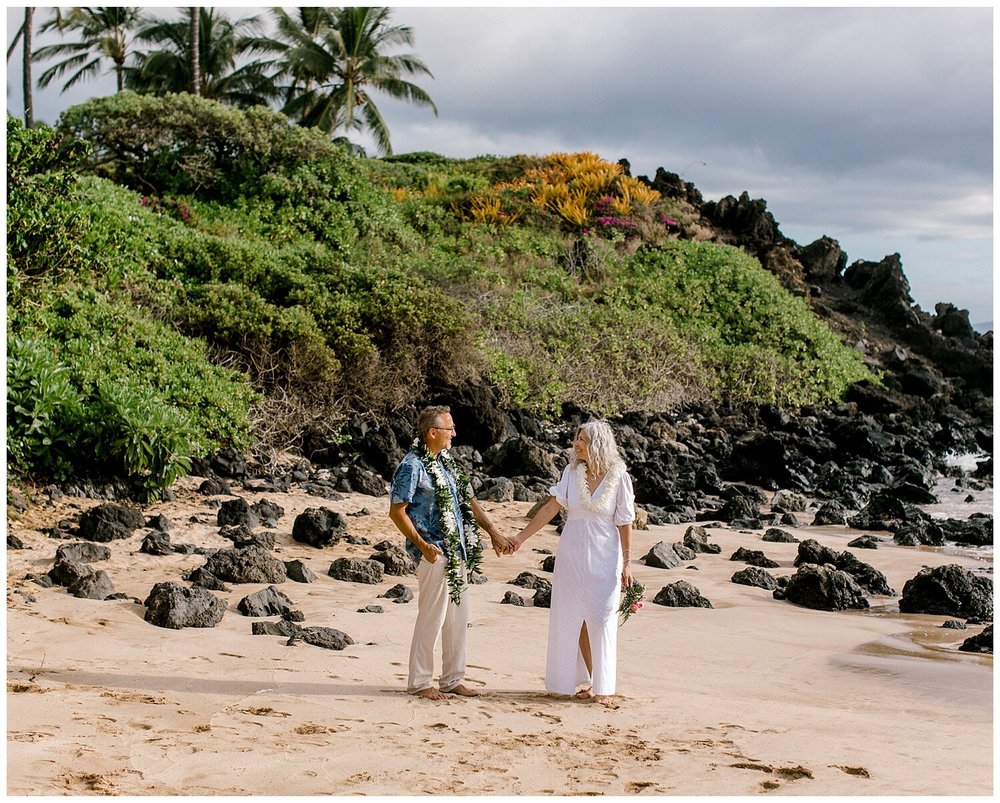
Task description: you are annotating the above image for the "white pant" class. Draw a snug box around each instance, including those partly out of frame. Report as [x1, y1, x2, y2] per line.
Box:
[407, 555, 470, 692]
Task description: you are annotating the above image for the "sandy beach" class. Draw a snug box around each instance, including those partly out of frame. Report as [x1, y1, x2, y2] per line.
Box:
[6, 477, 992, 795]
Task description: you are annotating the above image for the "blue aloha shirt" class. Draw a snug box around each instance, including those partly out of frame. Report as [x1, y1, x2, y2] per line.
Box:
[390, 450, 468, 564]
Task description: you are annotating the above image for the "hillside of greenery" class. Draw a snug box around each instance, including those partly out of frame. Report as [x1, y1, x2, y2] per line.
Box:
[7, 93, 873, 496]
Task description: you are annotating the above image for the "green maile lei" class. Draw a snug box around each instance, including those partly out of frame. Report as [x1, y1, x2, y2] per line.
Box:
[411, 438, 483, 605]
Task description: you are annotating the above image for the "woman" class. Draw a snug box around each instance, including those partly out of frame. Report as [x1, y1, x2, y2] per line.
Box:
[512, 420, 635, 702]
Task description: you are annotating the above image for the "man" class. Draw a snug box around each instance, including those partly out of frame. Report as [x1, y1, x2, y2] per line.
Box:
[389, 405, 512, 700]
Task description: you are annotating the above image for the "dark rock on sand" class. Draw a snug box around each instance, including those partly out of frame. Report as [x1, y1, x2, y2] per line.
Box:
[380, 583, 414, 603]
[55, 542, 111, 563]
[958, 625, 992, 654]
[731, 566, 778, 590]
[216, 498, 260, 529]
[533, 584, 552, 608]
[369, 544, 416, 576]
[284, 560, 317, 584]
[77, 503, 145, 542]
[292, 507, 347, 548]
[251, 620, 297, 636]
[942, 619, 967, 630]
[811, 501, 849, 527]
[502, 590, 525, 606]
[357, 605, 384, 614]
[778, 564, 869, 611]
[540, 555, 557, 572]
[68, 569, 115, 599]
[328, 557, 384, 585]
[184, 567, 230, 592]
[762, 528, 799, 543]
[794, 538, 841, 567]
[653, 580, 713, 608]
[48, 558, 93, 587]
[140, 531, 173, 556]
[730, 547, 780, 568]
[898, 564, 993, 620]
[509, 571, 546, 588]
[203, 546, 288, 584]
[144, 582, 226, 629]
[219, 524, 275, 551]
[238, 585, 295, 617]
[683, 525, 722, 555]
[847, 535, 881, 549]
[642, 541, 694, 569]
[295, 626, 355, 651]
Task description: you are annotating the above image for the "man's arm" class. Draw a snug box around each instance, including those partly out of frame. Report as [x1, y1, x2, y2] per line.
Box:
[389, 501, 442, 563]
[470, 498, 514, 556]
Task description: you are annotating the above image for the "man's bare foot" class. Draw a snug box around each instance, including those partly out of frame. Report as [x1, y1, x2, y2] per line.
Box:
[574, 687, 596, 700]
[413, 688, 448, 700]
[442, 684, 480, 697]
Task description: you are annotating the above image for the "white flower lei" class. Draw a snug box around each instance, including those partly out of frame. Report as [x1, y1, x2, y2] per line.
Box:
[575, 461, 625, 515]
[412, 438, 483, 605]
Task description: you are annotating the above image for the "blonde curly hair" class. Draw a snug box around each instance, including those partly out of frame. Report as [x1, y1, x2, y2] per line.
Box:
[569, 420, 625, 478]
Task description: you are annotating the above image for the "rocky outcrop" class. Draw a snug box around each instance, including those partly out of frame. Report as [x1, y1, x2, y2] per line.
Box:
[776, 564, 869, 611]
[959, 625, 993, 654]
[898, 565, 992, 621]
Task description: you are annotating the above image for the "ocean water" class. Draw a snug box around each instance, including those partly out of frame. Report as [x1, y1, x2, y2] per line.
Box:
[919, 453, 994, 560]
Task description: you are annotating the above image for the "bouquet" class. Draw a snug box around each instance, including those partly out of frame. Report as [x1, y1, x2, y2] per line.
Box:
[618, 580, 646, 626]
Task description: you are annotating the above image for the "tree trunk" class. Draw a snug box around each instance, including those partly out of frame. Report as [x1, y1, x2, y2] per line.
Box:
[190, 7, 201, 96]
[22, 7, 33, 126]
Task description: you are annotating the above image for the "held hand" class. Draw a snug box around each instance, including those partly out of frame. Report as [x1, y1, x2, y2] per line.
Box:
[510, 533, 525, 553]
[489, 532, 512, 557]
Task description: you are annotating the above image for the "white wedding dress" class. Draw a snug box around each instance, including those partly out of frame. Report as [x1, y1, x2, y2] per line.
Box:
[545, 462, 635, 696]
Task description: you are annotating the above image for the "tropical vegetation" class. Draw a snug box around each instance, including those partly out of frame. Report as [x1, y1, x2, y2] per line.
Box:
[27, 6, 437, 153]
[7, 96, 874, 495]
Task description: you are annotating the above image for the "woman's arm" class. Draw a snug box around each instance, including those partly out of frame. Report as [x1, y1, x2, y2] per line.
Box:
[618, 522, 634, 587]
[470, 498, 514, 555]
[512, 496, 562, 550]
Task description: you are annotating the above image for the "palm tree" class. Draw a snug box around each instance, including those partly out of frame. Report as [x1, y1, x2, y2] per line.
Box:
[190, 7, 200, 96]
[251, 6, 437, 155]
[126, 7, 274, 108]
[33, 7, 142, 94]
[23, 7, 34, 126]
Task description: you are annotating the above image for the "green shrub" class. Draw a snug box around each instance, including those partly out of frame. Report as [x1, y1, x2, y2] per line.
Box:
[6, 337, 85, 480]
[90, 384, 194, 499]
[611, 242, 873, 405]
[6, 116, 92, 310]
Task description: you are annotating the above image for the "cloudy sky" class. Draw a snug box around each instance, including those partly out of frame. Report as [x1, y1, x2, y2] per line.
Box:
[6, 5, 994, 326]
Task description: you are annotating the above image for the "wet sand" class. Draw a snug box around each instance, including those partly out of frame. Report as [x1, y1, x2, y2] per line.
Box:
[6, 477, 993, 795]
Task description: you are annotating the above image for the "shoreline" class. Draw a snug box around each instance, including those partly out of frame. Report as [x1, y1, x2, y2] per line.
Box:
[6, 479, 993, 795]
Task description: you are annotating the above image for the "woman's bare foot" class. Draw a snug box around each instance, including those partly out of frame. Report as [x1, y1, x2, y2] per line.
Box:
[574, 687, 596, 700]
[413, 688, 448, 700]
[442, 684, 480, 697]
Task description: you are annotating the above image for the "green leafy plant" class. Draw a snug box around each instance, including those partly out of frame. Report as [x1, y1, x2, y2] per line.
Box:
[6, 337, 85, 480]
[91, 383, 195, 499]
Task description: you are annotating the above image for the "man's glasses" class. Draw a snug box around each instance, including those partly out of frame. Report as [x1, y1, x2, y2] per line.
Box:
[432, 426, 456, 432]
